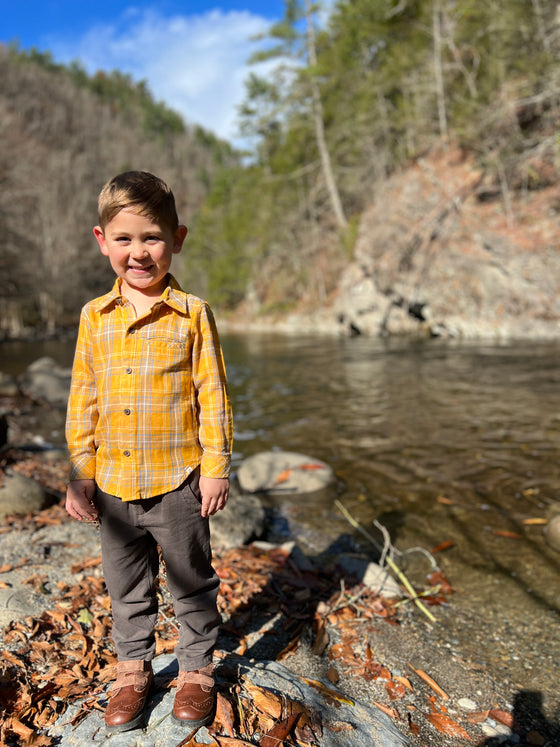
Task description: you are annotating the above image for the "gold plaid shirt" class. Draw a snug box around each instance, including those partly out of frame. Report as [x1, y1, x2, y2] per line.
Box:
[66, 275, 233, 501]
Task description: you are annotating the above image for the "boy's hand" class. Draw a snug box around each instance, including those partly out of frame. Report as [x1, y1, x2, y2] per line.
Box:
[66, 479, 98, 522]
[199, 476, 229, 517]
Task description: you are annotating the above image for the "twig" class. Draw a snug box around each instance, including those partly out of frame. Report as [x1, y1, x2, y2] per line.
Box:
[400, 545, 439, 570]
[334, 500, 437, 623]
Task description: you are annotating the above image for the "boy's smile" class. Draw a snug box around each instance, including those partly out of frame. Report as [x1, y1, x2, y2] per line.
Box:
[93, 209, 187, 300]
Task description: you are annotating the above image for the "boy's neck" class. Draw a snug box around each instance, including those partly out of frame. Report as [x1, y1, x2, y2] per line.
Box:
[120, 277, 169, 317]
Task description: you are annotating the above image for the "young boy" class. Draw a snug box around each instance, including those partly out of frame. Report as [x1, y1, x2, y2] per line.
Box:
[65, 171, 233, 733]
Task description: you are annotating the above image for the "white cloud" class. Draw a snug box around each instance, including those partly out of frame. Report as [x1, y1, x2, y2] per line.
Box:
[46, 8, 271, 142]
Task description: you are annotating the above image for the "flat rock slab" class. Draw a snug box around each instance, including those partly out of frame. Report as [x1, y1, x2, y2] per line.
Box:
[0, 471, 47, 519]
[238, 451, 335, 495]
[48, 654, 409, 746]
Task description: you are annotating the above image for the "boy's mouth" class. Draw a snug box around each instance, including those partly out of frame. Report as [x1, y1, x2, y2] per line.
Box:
[128, 264, 154, 273]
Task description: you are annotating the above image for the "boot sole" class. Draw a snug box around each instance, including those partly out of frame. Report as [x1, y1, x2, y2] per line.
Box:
[172, 702, 216, 728]
[105, 709, 146, 733]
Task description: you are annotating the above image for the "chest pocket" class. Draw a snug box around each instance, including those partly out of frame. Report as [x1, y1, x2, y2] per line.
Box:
[141, 334, 193, 372]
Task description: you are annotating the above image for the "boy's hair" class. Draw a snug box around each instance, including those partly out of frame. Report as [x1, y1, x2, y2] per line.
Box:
[97, 171, 180, 231]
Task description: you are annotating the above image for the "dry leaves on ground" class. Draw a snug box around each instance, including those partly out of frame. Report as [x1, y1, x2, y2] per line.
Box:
[0, 462, 464, 746]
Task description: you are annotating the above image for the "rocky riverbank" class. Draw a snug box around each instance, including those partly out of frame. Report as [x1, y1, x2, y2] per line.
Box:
[1, 379, 559, 745]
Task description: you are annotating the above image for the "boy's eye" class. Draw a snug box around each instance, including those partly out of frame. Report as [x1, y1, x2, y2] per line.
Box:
[145, 235, 161, 242]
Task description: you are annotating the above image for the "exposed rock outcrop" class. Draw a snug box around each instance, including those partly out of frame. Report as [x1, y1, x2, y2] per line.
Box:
[335, 146, 560, 340]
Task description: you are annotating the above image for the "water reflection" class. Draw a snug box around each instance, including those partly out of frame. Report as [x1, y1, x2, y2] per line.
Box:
[223, 334, 560, 713]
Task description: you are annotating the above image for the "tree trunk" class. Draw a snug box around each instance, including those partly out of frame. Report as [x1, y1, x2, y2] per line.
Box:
[433, 0, 448, 139]
[304, 0, 348, 229]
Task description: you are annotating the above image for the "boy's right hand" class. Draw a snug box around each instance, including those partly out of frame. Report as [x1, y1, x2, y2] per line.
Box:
[66, 479, 98, 522]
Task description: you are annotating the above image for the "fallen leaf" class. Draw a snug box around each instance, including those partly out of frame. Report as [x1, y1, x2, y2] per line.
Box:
[326, 667, 339, 684]
[426, 570, 456, 595]
[427, 712, 471, 738]
[394, 675, 413, 691]
[373, 701, 400, 720]
[491, 530, 522, 539]
[385, 679, 408, 701]
[467, 709, 490, 724]
[488, 708, 515, 728]
[431, 540, 454, 553]
[298, 463, 325, 471]
[273, 469, 292, 485]
[76, 608, 94, 625]
[407, 712, 421, 735]
[301, 678, 355, 706]
[243, 682, 284, 721]
[70, 556, 102, 573]
[312, 618, 329, 655]
[408, 665, 449, 700]
[523, 518, 547, 525]
[215, 693, 236, 737]
[259, 711, 301, 747]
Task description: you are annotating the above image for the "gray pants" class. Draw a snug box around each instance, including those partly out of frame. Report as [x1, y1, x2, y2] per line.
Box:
[95, 469, 220, 671]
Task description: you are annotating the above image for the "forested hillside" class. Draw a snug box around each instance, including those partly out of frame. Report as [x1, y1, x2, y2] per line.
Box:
[0, 46, 236, 337]
[2, 0, 560, 339]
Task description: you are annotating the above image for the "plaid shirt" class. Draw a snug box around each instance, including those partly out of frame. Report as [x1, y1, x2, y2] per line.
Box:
[66, 275, 232, 501]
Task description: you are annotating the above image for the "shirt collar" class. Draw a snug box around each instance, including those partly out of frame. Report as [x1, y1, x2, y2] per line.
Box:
[92, 274, 187, 314]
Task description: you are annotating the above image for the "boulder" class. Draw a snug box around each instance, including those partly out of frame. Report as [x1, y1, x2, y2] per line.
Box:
[18, 357, 72, 407]
[0, 372, 20, 397]
[336, 556, 403, 599]
[238, 451, 335, 495]
[544, 515, 560, 552]
[48, 653, 409, 746]
[0, 471, 47, 519]
[210, 477, 265, 549]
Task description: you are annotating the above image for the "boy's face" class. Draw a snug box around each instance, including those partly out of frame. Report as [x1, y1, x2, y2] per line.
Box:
[93, 209, 187, 298]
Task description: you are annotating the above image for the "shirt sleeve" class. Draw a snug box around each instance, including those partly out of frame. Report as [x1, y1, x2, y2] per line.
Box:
[191, 302, 233, 478]
[65, 308, 99, 481]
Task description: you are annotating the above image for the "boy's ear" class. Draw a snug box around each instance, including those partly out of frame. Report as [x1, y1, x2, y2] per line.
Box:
[173, 225, 188, 253]
[93, 226, 108, 255]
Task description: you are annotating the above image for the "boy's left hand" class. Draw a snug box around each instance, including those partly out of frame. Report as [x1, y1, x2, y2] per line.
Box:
[199, 476, 229, 517]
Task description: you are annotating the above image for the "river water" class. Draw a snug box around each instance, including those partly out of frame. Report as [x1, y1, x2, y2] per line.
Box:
[2, 333, 560, 715]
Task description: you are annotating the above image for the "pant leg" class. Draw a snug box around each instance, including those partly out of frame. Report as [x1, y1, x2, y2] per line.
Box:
[146, 471, 221, 672]
[95, 488, 160, 662]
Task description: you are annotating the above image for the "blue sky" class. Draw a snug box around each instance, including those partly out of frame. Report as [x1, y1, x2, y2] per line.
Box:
[0, 1, 294, 142]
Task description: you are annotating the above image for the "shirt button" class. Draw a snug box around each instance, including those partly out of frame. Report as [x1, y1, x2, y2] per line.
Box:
[124, 408, 131, 415]
[123, 450, 131, 457]
[125, 367, 132, 374]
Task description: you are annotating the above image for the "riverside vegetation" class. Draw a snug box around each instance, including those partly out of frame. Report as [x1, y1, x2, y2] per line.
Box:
[1, 0, 560, 340]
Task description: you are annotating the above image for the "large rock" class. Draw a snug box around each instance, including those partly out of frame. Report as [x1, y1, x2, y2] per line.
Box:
[18, 357, 72, 407]
[335, 146, 560, 339]
[0, 372, 20, 397]
[210, 478, 265, 549]
[544, 515, 560, 552]
[48, 653, 409, 746]
[238, 451, 335, 495]
[0, 471, 47, 519]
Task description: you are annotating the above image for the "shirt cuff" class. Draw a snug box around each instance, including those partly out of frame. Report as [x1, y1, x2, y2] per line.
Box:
[200, 453, 231, 479]
[69, 455, 96, 482]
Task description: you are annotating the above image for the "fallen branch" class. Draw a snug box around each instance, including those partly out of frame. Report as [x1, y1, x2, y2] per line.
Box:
[334, 500, 437, 624]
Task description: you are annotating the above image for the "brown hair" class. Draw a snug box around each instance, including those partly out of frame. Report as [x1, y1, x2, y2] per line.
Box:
[97, 171, 180, 231]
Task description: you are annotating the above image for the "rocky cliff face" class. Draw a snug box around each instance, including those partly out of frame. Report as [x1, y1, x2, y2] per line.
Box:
[335, 146, 560, 340]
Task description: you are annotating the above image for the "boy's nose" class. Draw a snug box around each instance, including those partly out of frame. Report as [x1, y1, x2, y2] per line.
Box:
[130, 242, 149, 258]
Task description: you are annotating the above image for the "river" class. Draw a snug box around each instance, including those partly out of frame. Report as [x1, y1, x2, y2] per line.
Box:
[1, 332, 559, 717]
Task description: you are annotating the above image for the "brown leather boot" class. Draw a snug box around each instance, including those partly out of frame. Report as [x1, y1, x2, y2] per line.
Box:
[172, 664, 215, 727]
[104, 660, 153, 732]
